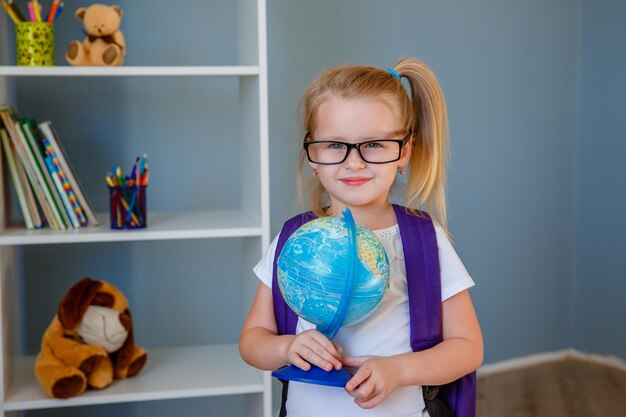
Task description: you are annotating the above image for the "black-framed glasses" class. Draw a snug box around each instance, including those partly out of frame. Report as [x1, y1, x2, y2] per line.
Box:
[303, 131, 412, 165]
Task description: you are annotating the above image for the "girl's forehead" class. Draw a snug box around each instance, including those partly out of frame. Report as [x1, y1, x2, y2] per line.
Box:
[315, 96, 402, 137]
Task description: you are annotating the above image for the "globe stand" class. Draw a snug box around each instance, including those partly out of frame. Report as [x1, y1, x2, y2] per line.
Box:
[272, 208, 359, 388]
[272, 364, 353, 387]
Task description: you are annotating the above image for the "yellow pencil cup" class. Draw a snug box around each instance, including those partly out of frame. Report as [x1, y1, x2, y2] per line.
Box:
[15, 22, 55, 66]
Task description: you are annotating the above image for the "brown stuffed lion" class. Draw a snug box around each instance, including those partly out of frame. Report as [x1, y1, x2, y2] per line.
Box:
[35, 278, 147, 399]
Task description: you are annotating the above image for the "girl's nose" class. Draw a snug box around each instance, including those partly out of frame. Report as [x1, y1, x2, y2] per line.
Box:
[344, 147, 366, 170]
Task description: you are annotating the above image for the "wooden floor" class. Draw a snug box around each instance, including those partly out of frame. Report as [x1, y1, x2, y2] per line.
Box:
[477, 358, 626, 417]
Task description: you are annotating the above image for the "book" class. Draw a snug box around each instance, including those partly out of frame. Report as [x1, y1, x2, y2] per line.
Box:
[12, 119, 60, 229]
[1, 128, 34, 229]
[44, 156, 80, 228]
[38, 121, 99, 226]
[0, 107, 98, 230]
[40, 136, 88, 227]
[0, 108, 52, 228]
[16, 121, 66, 229]
[22, 120, 71, 228]
[16, 145, 42, 228]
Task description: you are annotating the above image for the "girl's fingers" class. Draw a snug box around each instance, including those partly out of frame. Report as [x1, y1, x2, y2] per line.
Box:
[355, 392, 385, 409]
[290, 330, 343, 371]
[303, 332, 342, 367]
[311, 332, 342, 359]
[288, 352, 311, 371]
[311, 341, 343, 369]
[352, 379, 375, 401]
[301, 346, 336, 371]
[345, 366, 371, 392]
[342, 355, 368, 368]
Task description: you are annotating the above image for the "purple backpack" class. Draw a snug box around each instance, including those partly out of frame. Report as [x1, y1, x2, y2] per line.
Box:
[272, 204, 476, 417]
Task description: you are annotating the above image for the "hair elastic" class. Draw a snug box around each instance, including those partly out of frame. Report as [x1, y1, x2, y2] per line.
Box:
[388, 67, 401, 80]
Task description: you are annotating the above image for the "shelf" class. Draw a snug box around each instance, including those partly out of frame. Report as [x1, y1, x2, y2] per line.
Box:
[0, 209, 263, 245]
[0, 66, 260, 77]
[0, 0, 271, 415]
[4, 343, 264, 411]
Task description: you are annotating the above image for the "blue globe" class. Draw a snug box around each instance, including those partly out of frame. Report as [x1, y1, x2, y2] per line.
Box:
[277, 214, 390, 339]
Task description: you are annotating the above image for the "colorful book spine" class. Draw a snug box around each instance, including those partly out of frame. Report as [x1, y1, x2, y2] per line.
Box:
[22, 120, 71, 228]
[41, 137, 88, 227]
[20, 121, 67, 229]
[44, 156, 80, 228]
[39, 122, 99, 226]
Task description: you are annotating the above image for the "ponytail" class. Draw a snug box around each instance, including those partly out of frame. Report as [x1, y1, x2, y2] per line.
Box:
[392, 59, 449, 235]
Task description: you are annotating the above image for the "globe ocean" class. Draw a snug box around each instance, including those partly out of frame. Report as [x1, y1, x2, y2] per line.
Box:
[277, 216, 390, 336]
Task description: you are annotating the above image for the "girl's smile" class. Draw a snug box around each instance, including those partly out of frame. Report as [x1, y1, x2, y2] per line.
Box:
[339, 176, 372, 187]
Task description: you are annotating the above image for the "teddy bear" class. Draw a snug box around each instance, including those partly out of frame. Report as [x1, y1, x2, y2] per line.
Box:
[35, 277, 147, 399]
[65, 4, 126, 66]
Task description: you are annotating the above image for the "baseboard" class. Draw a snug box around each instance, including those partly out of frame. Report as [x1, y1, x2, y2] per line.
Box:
[478, 349, 626, 376]
[566, 349, 626, 371]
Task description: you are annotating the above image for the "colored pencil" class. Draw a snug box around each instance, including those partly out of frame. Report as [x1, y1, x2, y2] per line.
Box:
[2, 1, 20, 23]
[31, 0, 41, 22]
[53, 1, 62, 21]
[27, 1, 34, 22]
[46, 0, 58, 23]
[8, 0, 25, 21]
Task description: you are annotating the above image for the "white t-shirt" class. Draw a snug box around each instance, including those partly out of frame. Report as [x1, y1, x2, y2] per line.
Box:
[253, 222, 474, 417]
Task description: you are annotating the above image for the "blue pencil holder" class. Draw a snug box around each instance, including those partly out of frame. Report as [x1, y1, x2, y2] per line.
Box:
[109, 186, 147, 229]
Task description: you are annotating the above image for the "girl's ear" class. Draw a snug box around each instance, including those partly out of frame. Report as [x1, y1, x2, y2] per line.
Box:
[398, 139, 412, 167]
[308, 161, 318, 173]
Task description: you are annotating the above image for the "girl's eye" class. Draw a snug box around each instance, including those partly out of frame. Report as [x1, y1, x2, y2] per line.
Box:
[328, 143, 346, 150]
[364, 141, 384, 149]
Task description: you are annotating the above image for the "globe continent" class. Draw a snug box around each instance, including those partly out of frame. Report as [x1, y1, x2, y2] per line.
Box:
[277, 217, 389, 333]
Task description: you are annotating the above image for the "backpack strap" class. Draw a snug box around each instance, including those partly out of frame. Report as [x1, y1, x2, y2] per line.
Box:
[393, 204, 476, 417]
[393, 204, 441, 350]
[272, 212, 317, 417]
[272, 212, 317, 335]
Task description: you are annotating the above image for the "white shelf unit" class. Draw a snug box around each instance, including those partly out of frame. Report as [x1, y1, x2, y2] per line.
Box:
[0, 0, 271, 416]
[0, 66, 261, 77]
[0, 210, 264, 245]
[5, 344, 264, 411]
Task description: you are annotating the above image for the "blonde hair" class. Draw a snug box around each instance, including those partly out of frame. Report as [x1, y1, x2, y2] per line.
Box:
[297, 58, 450, 234]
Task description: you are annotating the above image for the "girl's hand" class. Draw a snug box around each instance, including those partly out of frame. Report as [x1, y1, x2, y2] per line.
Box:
[284, 330, 343, 372]
[343, 356, 401, 409]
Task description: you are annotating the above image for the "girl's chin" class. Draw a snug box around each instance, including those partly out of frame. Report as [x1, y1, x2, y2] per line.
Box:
[328, 199, 385, 211]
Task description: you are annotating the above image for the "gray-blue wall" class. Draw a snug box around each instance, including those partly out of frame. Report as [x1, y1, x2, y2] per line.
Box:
[573, 0, 626, 358]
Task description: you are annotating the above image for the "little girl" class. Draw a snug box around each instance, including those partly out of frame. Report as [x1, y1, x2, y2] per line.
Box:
[240, 58, 483, 417]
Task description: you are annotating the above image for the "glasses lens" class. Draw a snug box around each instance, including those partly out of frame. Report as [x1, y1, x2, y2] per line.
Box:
[360, 141, 402, 163]
[305, 139, 404, 164]
[307, 142, 348, 164]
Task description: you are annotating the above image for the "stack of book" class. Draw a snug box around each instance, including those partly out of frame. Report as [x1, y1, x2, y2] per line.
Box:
[0, 105, 99, 230]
